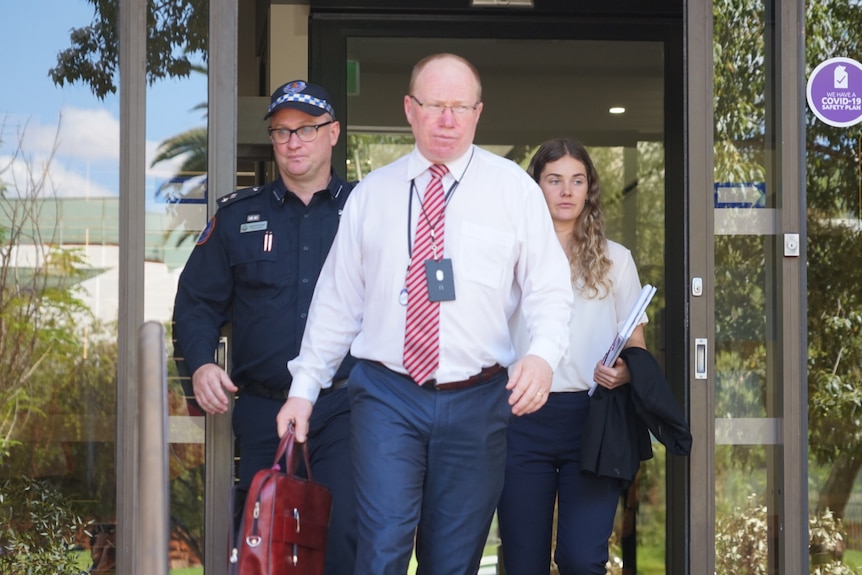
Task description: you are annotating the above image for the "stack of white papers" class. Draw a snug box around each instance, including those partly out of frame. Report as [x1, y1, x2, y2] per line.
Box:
[589, 284, 657, 396]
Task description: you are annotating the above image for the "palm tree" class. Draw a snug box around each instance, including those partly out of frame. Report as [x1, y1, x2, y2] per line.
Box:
[150, 65, 208, 248]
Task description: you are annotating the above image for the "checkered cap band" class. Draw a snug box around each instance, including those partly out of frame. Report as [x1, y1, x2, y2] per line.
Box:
[269, 93, 335, 117]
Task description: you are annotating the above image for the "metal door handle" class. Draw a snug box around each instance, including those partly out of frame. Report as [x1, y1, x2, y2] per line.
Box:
[695, 338, 707, 379]
[216, 336, 228, 370]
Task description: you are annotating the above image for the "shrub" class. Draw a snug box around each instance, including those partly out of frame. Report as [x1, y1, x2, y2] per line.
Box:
[0, 477, 85, 575]
[716, 493, 857, 575]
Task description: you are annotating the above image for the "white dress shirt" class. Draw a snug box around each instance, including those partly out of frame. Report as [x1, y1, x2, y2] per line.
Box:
[288, 145, 573, 403]
[511, 240, 647, 393]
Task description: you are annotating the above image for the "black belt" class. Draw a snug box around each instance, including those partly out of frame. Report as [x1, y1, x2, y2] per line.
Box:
[422, 364, 505, 391]
[372, 361, 505, 391]
[241, 377, 348, 401]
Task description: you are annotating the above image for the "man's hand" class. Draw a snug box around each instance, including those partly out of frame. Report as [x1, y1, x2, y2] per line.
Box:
[505, 354, 553, 416]
[191, 363, 239, 414]
[277, 397, 314, 442]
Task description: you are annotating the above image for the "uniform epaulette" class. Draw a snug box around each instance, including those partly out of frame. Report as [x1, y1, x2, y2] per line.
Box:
[216, 185, 266, 208]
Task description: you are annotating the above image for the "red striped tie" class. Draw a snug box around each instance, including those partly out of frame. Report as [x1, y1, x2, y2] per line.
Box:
[404, 164, 448, 384]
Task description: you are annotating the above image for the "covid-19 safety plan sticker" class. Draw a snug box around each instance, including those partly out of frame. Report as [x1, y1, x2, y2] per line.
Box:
[807, 57, 862, 127]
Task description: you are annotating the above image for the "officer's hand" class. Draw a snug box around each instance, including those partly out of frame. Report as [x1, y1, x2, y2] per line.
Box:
[277, 397, 313, 442]
[191, 363, 238, 414]
[506, 354, 553, 416]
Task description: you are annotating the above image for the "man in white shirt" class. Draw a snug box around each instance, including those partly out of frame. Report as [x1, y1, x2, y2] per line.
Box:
[277, 53, 573, 575]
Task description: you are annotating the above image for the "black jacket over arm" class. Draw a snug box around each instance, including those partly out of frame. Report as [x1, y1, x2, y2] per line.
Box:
[581, 347, 692, 486]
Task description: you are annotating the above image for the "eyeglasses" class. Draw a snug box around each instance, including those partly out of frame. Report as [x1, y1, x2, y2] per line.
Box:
[268, 120, 334, 144]
[409, 95, 479, 117]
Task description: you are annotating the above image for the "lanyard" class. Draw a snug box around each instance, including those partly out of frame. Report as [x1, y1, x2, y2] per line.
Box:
[406, 178, 460, 260]
[406, 149, 475, 260]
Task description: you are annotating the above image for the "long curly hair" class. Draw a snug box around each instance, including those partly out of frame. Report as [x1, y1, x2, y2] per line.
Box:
[527, 138, 612, 299]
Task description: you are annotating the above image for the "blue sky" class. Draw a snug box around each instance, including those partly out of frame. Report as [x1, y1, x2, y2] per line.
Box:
[1, 0, 208, 199]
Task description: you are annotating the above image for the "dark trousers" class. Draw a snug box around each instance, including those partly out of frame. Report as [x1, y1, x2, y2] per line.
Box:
[233, 386, 356, 575]
[348, 360, 510, 575]
[497, 391, 621, 575]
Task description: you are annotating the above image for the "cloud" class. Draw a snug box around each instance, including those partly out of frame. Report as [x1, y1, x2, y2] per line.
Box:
[2, 108, 119, 163]
[0, 152, 115, 198]
[56, 107, 121, 161]
[1, 106, 194, 199]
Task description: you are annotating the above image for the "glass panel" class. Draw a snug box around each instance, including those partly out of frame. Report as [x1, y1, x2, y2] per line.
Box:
[346, 36, 665, 575]
[0, 2, 120, 572]
[0, 0, 208, 572]
[806, 2, 862, 573]
[145, 0, 209, 572]
[712, 1, 785, 573]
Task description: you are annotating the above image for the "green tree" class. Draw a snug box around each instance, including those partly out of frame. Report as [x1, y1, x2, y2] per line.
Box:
[346, 133, 414, 181]
[804, 1, 862, 521]
[0, 119, 122, 569]
[151, 124, 209, 250]
[0, 121, 95, 463]
[49, 0, 207, 99]
[711, 0, 862, 545]
[152, 126, 208, 181]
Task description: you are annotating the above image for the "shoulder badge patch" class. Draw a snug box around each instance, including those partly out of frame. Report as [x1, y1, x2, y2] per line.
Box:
[217, 186, 263, 208]
[219, 192, 239, 204]
[196, 216, 216, 245]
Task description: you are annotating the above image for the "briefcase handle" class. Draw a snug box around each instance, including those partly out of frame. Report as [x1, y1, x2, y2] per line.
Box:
[273, 422, 314, 480]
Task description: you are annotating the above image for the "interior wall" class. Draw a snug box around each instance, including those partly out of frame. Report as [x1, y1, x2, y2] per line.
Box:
[237, 3, 310, 150]
[269, 4, 310, 92]
[238, 0, 259, 97]
[345, 37, 665, 148]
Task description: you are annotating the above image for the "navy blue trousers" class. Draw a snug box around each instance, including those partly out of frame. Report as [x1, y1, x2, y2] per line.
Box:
[497, 390, 621, 575]
[233, 386, 356, 575]
[348, 360, 510, 575]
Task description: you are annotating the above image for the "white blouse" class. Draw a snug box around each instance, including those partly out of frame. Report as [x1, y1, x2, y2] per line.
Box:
[511, 239, 647, 393]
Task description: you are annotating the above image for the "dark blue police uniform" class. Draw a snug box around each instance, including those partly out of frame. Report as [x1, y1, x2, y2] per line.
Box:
[173, 170, 356, 575]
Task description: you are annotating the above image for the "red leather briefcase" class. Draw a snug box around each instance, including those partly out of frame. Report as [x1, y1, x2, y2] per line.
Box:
[229, 425, 332, 575]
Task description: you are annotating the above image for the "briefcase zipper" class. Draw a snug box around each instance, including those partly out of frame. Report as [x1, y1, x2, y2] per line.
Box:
[245, 500, 262, 547]
[292, 508, 300, 566]
[246, 475, 274, 548]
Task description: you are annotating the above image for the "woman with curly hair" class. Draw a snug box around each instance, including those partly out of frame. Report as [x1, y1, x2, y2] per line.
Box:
[498, 137, 648, 575]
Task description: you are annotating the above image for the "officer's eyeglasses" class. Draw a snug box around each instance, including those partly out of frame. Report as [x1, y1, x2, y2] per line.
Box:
[408, 95, 479, 117]
[268, 121, 334, 144]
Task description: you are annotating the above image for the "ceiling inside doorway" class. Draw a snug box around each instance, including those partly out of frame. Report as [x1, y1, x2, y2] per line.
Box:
[345, 37, 665, 147]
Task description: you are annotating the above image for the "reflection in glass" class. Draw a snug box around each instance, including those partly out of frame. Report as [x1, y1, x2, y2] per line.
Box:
[807, 3, 862, 573]
[712, 1, 778, 572]
[147, 37, 209, 575]
[0, 170, 122, 571]
[1, 0, 208, 571]
[1, 3, 122, 572]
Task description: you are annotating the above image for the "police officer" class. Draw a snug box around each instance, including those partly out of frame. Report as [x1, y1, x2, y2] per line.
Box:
[172, 80, 357, 575]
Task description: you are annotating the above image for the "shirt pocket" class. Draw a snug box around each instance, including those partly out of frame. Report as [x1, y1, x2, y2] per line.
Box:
[456, 222, 514, 289]
[230, 230, 291, 288]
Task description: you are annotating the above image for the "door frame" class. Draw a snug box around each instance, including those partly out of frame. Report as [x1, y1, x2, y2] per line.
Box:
[686, 1, 715, 572]
[309, 7, 689, 573]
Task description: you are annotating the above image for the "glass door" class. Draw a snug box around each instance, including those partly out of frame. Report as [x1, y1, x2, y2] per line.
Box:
[688, 0, 807, 573]
[311, 12, 686, 572]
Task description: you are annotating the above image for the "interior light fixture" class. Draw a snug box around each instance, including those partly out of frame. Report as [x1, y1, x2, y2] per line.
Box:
[609, 106, 626, 114]
[471, 0, 534, 7]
